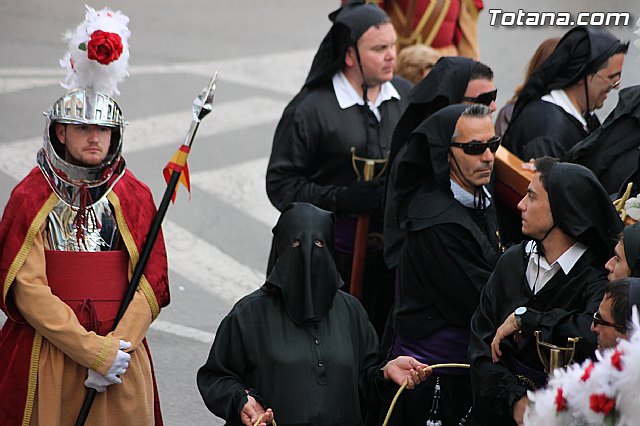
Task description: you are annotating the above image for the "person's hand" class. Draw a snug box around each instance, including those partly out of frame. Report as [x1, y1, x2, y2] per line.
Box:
[491, 313, 520, 362]
[107, 340, 132, 376]
[335, 180, 384, 215]
[84, 368, 122, 392]
[513, 395, 529, 425]
[382, 356, 430, 389]
[240, 395, 273, 426]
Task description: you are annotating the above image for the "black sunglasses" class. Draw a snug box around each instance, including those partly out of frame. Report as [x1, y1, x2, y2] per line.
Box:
[451, 136, 501, 155]
[592, 311, 626, 333]
[462, 89, 498, 106]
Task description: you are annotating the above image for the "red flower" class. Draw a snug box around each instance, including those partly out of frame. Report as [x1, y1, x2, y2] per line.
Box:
[555, 387, 567, 412]
[581, 361, 594, 382]
[86, 30, 123, 65]
[589, 393, 616, 416]
[611, 350, 623, 371]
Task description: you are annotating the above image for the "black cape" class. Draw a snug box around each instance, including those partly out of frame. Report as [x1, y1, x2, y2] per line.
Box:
[564, 85, 640, 195]
[503, 26, 623, 159]
[393, 104, 502, 336]
[197, 289, 395, 426]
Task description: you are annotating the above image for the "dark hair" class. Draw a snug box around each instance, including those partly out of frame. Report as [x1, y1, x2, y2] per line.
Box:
[468, 62, 493, 81]
[605, 278, 632, 332]
[511, 37, 561, 103]
[596, 42, 630, 72]
[533, 156, 559, 193]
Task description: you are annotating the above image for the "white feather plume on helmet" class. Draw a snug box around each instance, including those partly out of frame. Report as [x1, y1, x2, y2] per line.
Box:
[60, 5, 130, 97]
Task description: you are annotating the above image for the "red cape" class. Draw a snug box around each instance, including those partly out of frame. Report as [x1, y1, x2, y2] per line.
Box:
[0, 167, 170, 425]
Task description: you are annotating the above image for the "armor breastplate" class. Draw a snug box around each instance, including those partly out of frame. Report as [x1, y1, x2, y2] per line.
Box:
[45, 197, 122, 252]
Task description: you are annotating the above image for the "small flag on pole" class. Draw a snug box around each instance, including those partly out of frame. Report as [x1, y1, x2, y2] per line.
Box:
[163, 145, 191, 203]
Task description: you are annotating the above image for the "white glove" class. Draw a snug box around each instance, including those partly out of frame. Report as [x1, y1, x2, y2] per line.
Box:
[84, 368, 121, 392]
[106, 340, 132, 377]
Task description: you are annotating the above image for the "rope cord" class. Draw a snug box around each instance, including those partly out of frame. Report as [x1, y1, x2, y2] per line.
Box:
[381, 363, 471, 426]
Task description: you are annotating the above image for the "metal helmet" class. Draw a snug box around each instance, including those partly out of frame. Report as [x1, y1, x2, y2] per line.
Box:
[38, 88, 127, 207]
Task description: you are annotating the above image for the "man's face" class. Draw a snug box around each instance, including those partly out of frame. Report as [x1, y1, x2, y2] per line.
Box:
[517, 173, 554, 240]
[448, 115, 496, 192]
[55, 123, 112, 167]
[464, 78, 497, 113]
[348, 22, 397, 87]
[586, 52, 625, 111]
[605, 240, 631, 281]
[591, 294, 627, 351]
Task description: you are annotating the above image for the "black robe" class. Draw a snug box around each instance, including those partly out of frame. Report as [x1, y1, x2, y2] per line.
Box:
[394, 185, 501, 338]
[503, 98, 590, 161]
[468, 244, 607, 425]
[197, 289, 396, 426]
[564, 85, 640, 195]
[266, 78, 410, 213]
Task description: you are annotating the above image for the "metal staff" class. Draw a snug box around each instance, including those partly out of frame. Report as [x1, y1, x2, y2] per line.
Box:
[75, 71, 218, 426]
[348, 148, 387, 300]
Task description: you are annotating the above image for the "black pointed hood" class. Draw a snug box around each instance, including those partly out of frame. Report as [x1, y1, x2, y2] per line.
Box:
[394, 104, 469, 227]
[304, 0, 389, 89]
[546, 162, 622, 263]
[264, 203, 343, 324]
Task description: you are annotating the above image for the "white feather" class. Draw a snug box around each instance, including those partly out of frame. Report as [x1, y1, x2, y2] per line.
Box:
[60, 5, 130, 96]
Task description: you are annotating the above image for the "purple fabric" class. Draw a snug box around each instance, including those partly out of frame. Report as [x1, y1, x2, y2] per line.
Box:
[504, 355, 548, 390]
[392, 327, 471, 376]
[334, 216, 384, 253]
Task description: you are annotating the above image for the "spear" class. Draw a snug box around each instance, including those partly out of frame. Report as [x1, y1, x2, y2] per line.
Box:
[74, 71, 218, 426]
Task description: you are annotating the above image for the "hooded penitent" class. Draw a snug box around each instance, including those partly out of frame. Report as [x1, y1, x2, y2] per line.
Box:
[546, 162, 622, 264]
[383, 57, 482, 269]
[504, 26, 625, 156]
[265, 203, 343, 324]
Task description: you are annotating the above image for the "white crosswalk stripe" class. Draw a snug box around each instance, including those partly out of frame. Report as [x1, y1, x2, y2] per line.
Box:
[150, 319, 215, 344]
[192, 156, 279, 228]
[162, 220, 264, 305]
[0, 96, 286, 181]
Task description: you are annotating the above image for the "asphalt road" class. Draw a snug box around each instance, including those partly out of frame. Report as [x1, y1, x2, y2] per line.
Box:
[1, 1, 639, 425]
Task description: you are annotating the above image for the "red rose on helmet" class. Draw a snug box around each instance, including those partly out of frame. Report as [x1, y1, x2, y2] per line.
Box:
[86, 30, 123, 65]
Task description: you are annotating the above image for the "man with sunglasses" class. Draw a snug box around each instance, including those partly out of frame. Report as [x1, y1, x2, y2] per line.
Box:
[590, 279, 636, 352]
[503, 26, 627, 161]
[469, 157, 622, 425]
[389, 104, 503, 425]
[384, 57, 496, 286]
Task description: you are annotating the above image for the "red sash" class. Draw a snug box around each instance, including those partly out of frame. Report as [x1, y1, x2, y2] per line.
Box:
[45, 250, 129, 335]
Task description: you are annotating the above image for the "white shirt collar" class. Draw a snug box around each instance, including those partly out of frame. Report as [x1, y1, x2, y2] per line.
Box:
[449, 179, 491, 209]
[525, 240, 588, 274]
[332, 71, 400, 121]
[524, 240, 588, 293]
[541, 89, 588, 131]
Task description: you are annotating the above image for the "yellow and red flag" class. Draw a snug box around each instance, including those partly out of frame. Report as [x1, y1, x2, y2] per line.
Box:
[163, 145, 191, 203]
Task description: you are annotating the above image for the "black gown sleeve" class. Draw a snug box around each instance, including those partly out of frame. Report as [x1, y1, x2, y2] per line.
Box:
[397, 223, 495, 334]
[468, 257, 526, 425]
[197, 312, 264, 425]
[519, 274, 605, 361]
[266, 102, 343, 212]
